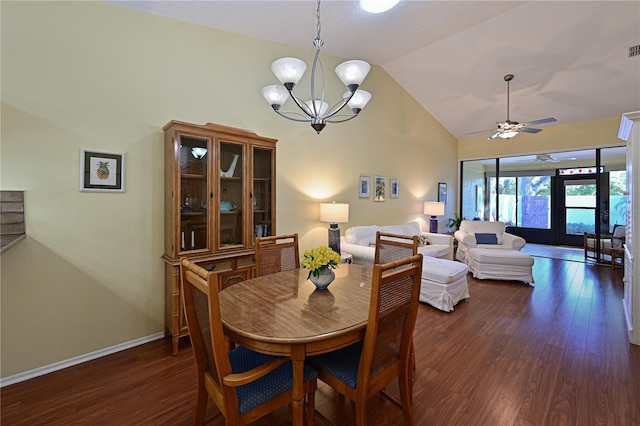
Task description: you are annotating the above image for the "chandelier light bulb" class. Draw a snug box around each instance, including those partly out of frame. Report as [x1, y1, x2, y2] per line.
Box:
[271, 58, 307, 88]
[360, 0, 400, 14]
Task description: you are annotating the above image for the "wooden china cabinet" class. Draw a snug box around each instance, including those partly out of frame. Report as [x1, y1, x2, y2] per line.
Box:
[162, 120, 277, 354]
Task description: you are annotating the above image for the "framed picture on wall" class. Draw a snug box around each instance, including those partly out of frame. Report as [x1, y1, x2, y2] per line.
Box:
[358, 175, 370, 198]
[80, 149, 125, 192]
[374, 176, 386, 202]
[390, 179, 399, 198]
[438, 182, 447, 204]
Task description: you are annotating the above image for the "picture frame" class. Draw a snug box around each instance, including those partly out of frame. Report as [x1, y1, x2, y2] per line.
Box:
[358, 175, 370, 198]
[374, 176, 386, 202]
[390, 178, 399, 198]
[438, 182, 447, 204]
[80, 149, 125, 192]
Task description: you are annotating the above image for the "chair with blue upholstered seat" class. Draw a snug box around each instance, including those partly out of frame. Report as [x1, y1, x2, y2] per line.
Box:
[308, 254, 423, 426]
[180, 257, 317, 425]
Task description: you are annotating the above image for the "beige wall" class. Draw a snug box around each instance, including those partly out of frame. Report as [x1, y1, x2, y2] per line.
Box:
[0, 1, 459, 377]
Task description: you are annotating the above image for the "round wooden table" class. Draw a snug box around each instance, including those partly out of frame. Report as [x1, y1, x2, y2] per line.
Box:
[219, 264, 372, 426]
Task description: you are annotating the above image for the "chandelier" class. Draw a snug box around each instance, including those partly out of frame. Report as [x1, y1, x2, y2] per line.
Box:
[261, 0, 372, 134]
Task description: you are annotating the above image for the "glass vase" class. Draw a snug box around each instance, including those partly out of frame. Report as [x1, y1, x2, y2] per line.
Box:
[309, 267, 335, 290]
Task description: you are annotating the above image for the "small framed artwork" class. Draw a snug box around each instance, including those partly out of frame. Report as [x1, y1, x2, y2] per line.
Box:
[438, 182, 447, 204]
[358, 175, 370, 198]
[374, 176, 386, 202]
[390, 179, 399, 198]
[80, 149, 125, 192]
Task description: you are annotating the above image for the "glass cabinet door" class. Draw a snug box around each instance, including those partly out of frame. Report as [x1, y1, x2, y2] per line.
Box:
[253, 146, 274, 240]
[218, 140, 245, 250]
[178, 135, 210, 253]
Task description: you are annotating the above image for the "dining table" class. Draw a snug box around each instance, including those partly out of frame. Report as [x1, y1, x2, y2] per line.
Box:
[219, 263, 373, 426]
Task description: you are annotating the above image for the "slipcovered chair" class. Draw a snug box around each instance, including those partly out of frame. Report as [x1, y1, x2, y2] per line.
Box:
[454, 220, 526, 263]
[180, 258, 318, 425]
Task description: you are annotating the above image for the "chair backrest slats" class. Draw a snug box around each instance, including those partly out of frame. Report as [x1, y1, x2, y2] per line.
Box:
[374, 231, 419, 265]
[255, 233, 300, 276]
[359, 254, 423, 386]
[180, 258, 232, 391]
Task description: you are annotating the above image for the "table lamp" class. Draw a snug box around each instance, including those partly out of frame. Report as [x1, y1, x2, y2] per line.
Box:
[320, 202, 349, 254]
[424, 201, 445, 233]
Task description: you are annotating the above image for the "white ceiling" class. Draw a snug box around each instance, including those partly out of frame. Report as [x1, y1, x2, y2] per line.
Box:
[108, 0, 640, 140]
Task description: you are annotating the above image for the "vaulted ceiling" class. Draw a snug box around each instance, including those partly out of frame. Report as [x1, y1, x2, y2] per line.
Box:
[109, 1, 640, 140]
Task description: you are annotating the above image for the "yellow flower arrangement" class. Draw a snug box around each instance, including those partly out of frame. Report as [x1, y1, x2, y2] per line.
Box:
[301, 246, 341, 279]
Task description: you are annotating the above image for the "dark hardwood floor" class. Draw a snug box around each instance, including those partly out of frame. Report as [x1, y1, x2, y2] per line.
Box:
[2, 256, 640, 425]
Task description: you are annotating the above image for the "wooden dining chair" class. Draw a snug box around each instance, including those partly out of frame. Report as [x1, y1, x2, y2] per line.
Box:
[374, 231, 420, 400]
[255, 233, 300, 277]
[180, 257, 317, 425]
[308, 254, 424, 426]
[373, 231, 419, 265]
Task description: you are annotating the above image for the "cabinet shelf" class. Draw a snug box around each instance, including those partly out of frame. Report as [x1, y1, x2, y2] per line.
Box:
[221, 210, 241, 215]
[182, 174, 206, 180]
[181, 211, 205, 216]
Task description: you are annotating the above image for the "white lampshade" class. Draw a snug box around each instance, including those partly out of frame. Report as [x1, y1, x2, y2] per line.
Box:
[344, 90, 372, 111]
[335, 60, 371, 89]
[498, 130, 519, 139]
[423, 201, 445, 216]
[271, 57, 307, 86]
[305, 99, 329, 117]
[320, 202, 350, 224]
[261, 85, 290, 109]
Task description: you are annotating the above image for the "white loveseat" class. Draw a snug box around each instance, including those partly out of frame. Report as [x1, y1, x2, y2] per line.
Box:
[454, 220, 526, 262]
[340, 221, 454, 265]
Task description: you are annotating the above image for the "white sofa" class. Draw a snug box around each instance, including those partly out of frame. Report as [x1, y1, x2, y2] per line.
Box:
[340, 221, 454, 265]
[454, 220, 526, 263]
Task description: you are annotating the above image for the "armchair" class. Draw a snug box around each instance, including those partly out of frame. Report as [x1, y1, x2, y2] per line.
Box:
[454, 220, 526, 262]
[584, 225, 625, 265]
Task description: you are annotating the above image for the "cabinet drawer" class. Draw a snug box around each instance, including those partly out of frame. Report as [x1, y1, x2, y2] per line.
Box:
[199, 259, 233, 272]
[237, 255, 255, 268]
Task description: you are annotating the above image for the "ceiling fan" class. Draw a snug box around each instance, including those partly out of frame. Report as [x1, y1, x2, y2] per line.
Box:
[468, 74, 557, 140]
[514, 153, 578, 163]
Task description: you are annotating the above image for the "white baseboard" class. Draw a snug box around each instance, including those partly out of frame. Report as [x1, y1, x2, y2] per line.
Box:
[0, 332, 165, 388]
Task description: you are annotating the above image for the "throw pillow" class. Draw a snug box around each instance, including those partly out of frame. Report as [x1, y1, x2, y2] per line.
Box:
[417, 235, 431, 246]
[475, 233, 498, 244]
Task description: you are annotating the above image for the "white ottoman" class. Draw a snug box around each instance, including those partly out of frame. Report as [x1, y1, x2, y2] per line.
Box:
[420, 257, 470, 312]
[467, 248, 534, 283]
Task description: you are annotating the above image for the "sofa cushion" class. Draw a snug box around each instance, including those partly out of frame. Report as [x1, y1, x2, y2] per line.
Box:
[400, 221, 422, 236]
[475, 233, 498, 244]
[418, 244, 450, 259]
[379, 224, 403, 235]
[345, 225, 381, 245]
[460, 221, 504, 244]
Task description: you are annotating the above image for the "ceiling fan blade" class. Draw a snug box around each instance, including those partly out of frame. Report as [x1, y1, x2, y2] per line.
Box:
[524, 117, 557, 126]
[487, 132, 500, 140]
[520, 127, 542, 134]
[465, 128, 494, 135]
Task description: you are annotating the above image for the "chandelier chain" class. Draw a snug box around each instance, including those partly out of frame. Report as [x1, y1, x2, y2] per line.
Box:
[316, 0, 322, 41]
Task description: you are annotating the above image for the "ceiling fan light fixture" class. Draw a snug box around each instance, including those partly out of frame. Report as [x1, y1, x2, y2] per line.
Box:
[498, 130, 519, 139]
